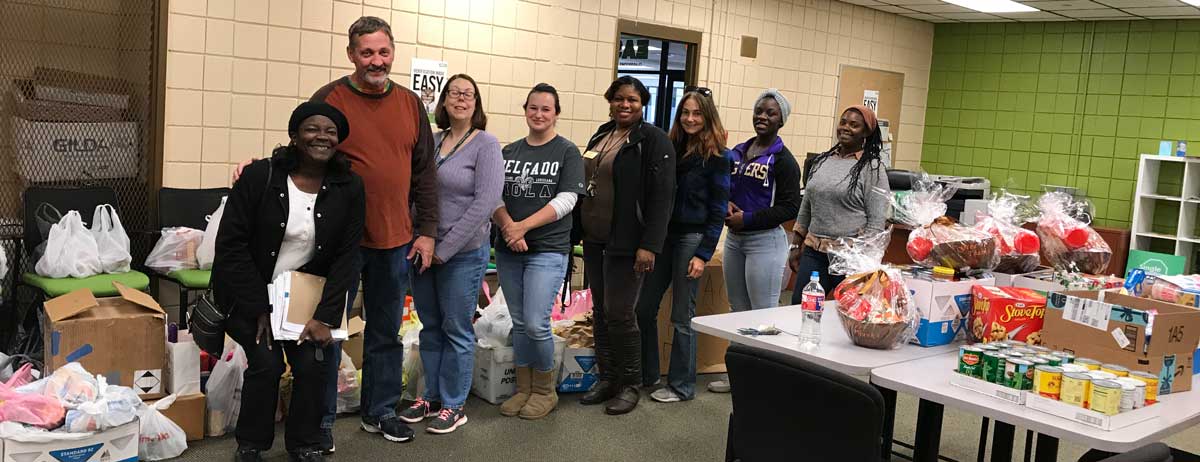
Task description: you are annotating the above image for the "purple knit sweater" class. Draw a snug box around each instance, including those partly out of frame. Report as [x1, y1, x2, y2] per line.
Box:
[429, 130, 505, 262]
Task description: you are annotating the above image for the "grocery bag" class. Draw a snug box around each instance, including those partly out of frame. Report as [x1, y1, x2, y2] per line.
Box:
[138, 394, 188, 461]
[335, 351, 360, 414]
[64, 376, 141, 432]
[0, 381, 65, 429]
[196, 196, 226, 270]
[205, 342, 246, 436]
[35, 210, 103, 278]
[474, 295, 512, 348]
[90, 204, 132, 274]
[146, 227, 204, 273]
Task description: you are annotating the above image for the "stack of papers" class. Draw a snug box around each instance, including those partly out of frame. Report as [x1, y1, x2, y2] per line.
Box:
[269, 271, 349, 341]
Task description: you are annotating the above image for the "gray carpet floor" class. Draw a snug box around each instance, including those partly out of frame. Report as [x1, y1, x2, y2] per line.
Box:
[176, 373, 1200, 462]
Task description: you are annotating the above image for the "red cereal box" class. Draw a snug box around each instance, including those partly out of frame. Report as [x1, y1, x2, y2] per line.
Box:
[969, 286, 1047, 345]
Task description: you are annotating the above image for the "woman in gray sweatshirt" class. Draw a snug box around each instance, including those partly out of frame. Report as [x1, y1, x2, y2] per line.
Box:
[403, 74, 505, 434]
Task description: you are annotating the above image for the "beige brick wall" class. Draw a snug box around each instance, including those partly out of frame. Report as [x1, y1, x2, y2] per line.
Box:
[163, 0, 933, 188]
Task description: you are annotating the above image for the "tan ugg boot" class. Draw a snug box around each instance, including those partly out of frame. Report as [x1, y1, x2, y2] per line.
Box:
[500, 367, 532, 417]
[520, 368, 559, 420]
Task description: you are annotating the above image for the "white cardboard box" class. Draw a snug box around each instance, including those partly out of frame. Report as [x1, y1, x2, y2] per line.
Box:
[472, 336, 566, 404]
[167, 339, 201, 395]
[1024, 391, 1160, 430]
[1, 419, 139, 462]
[949, 371, 1027, 405]
[12, 117, 140, 183]
[905, 276, 995, 346]
[558, 347, 598, 393]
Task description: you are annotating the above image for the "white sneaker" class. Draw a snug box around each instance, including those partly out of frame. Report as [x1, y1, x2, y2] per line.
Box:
[651, 388, 683, 403]
[708, 378, 731, 393]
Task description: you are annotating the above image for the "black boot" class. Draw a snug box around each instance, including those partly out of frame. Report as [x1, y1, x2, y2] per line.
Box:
[604, 324, 642, 415]
[580, 326, 618, 405]
[234, 449, 264, 462]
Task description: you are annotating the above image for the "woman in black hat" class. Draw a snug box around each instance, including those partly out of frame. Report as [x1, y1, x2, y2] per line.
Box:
[211, 102, 365, 462]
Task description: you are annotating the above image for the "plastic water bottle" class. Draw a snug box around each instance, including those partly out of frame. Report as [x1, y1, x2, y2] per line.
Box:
[1178, 140, 1188, 157]
[799, 271, 824, 350]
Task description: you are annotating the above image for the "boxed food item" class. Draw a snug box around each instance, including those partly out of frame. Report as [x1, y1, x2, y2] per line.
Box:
[657, 257, 730, 374]
[904, 271, 994, 347]
[1141, 275, 1200, 307]
[148, 393, 206, 442]
[43, 283, 166, 399]
[558, 347, 598, 393]
[1043, 291, 1200, 393]
[969, 286, 1047, 345]
[471, 336, 565, 404]
[0, 419, 139, 462]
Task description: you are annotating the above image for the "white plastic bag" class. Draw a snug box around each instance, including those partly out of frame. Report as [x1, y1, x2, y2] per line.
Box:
[35, 210, 102, 278]
[145, 227, 204, 273]
[474, 298, 513, 348]
[196, 196, 226, 270]
[205, 342, 246, 436]
[90, 204, 132, 274]
[335, 351, 360, 414]
[400, 330, 423, 402]
[138, 394, 188, 461]
[64, 376, 141, 432]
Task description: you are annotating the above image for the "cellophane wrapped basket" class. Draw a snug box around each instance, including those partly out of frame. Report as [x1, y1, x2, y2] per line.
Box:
[893, 176, 1000, 271]
[1035, 192, 1112, 274]
[973, 190, 1041, 274]
[829, 230, 918, 350]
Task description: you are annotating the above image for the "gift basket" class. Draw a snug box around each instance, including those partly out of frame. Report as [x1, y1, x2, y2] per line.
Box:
[973, 190, 1041, 274]
[893, 176, 1000, 271]
[829, 230, 918, 350]
[1036, 192, 1112, 274]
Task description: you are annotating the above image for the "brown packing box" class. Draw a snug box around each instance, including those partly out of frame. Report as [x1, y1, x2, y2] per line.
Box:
[657, 256, 731, 375]
[43, 283, 167, 399]
[148, 393, 206, 442]
[342, 316, 366, 369]
[1043, 290, 1200, 394]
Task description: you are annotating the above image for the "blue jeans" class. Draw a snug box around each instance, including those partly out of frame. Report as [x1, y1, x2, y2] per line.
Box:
[496, 250, 568, 371]
[635, 232, 702, 399]
[411, 244, 489, 409]
[358, 245, 412, 421]
[723, 227, 788, 312]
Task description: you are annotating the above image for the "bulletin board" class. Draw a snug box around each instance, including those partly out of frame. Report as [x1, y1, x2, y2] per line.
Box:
[836, 65, 905, 145]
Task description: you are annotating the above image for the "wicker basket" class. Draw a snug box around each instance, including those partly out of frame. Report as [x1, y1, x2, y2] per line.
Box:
[836, 310, 912, 350]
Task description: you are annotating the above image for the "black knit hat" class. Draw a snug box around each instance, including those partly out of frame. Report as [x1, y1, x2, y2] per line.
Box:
[287, 102, 350, 143]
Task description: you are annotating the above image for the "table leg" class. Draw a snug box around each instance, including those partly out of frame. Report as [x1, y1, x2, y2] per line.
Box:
[1023, 430, 1033, 462]
[913, 399, 944, 462]
[990, 422, 1015, 462]
[1033, 434, 1059, 462]
[977, 418, 990, 462]
[877, 385, 897, 462]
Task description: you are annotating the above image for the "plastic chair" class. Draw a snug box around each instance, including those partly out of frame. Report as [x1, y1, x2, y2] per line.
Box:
[1081, 443, 1174, 462]
[153, 187, 230, 326]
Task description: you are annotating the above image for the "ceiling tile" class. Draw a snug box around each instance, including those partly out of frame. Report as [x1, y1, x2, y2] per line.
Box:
[838, 0, 886, 5]
[1094, 0, 1185, 7]
[1145, 14, 1200, 18]
[938, 12, 1006, 20]
[900, 12, 956, 22]
[1063, 8, 1134, 17]
[872, 5, 919, 13]
[883, 0, 948, 5]
[997, 11, 1073, 20]
[1020, 0, 1109, 10]
[907, 3, 974, 13]
[1123, 6, 1200, 15]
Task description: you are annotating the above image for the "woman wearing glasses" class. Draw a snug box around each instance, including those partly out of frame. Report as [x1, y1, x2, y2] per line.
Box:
[634, 86, 730, 403]
[578, 76, 676, 415]
[400, 74, 504, 434]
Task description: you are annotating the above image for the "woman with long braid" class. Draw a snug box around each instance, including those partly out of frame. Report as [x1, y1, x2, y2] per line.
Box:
[788, 105, 891, 300]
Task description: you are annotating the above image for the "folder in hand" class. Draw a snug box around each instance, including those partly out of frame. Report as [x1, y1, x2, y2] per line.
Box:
[270, 271, 348, 341]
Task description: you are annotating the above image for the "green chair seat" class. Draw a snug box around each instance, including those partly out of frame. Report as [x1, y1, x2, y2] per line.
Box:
[23, 271, 151, 298]
[167, 269, 211, 289]
[487, 262, 497, 271]
[573, 245, 584, 258]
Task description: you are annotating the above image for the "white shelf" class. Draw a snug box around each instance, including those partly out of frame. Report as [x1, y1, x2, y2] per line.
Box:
[1141, 194, 1183, 202]
[1136, 232, 1179, 240]
[1132, 154, 1200, 273]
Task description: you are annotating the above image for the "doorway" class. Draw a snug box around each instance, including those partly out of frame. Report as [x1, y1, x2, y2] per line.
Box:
[613, 21, 701, 132]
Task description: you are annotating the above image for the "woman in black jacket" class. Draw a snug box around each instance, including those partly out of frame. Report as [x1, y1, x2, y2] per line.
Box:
[212, 102, 365, 462]
[578, 76, 675, 415]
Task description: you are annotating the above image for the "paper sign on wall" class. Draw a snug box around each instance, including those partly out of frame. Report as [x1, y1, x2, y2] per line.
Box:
[863, 89, 879, 113]
[411, 58, 449, 116]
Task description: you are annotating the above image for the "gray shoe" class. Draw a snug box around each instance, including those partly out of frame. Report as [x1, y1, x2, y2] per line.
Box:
[425, 408, 468, 434]
[650, 387, 682, 403]
[708, 378, 731, 393]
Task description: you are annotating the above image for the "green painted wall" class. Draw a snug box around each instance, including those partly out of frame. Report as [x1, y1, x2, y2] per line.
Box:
[921, 20, 1200, 229]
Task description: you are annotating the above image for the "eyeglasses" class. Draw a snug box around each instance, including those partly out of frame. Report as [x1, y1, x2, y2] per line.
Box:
[448, 90, 476, 100]
[684, 86, 712, 97]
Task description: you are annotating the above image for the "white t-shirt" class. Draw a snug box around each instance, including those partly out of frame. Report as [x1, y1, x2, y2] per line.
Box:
[271, 176, 318, 280]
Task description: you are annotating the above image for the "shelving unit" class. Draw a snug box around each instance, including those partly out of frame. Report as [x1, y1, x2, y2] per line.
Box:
[1131, 154, 1200, 273]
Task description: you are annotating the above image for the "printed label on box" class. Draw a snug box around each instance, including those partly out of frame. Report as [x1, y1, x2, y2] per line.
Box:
[134, 369, 162, 394]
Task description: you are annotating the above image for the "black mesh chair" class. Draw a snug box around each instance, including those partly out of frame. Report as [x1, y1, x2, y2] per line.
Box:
[724, 344, 885, 462]
[153, 187, 230, 326]
[1079, 443, 1175, 462]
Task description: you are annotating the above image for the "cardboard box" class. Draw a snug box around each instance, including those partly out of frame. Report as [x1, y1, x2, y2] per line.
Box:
[341, 316, 366, 369]
[43, 283, 166, 399]
[149, 393, 206, 442]
[1043, 291, 1200, 394]
[0, 419, 139, 462]
[12, 117, 140, 183]
[970, 286, 1047, 345]
[655, 257, 731, 375]
[991, 267, 1051, 287]
[1024, 391, 1159, 431]
[558, 347, 598, 393]
[1013, 270, 1122, 295]
[904, 276, 993, 347]
[472, 336, 565, 404]
[12, 82, 126, 122]
[949, 372, 1027, 405]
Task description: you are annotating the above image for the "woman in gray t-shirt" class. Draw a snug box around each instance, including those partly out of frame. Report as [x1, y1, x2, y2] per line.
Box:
[492, 84, 585, 420]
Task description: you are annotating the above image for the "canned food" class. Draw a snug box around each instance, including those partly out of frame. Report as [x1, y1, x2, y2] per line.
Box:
[1116, 377, 1147, 409]
[1005, 359, 1035, 390]
[959, 346, 984, 378]
[1130, 371, 1159, 404]
[1088, 370, 1118, 381]
[983, 351, 1008, 384]
[1055, 351, 1076, 364]
[978, 344, 1000, 352]
[1034, 365, 1063, 399]
[1100, 364, 1130, 377]
[1029, 357, 1049, 367]
[1060, 372, 1092, 408]
[1060, 364, 1090, 374]
[1075, 358, 1102, 370]
[1006, 352, 1024, 359]
[1030, 346, 1052, 354]
[1039, 354, 1063, 367]
[1013, 347, 1037, 356]
[1091, 380, 1123, 416]
[1116, 381, 1136, 412]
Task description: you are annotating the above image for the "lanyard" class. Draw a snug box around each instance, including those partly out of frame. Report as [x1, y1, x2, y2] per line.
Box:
[435, 127, 476, 169]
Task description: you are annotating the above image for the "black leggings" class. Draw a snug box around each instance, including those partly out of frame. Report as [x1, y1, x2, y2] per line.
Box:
[791, 246, 846, 304]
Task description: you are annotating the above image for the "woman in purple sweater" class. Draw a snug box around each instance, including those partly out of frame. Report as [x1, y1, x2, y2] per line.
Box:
[401, 74, 504, 434]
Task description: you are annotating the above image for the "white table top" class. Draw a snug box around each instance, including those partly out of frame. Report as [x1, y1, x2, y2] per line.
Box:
[871, 353, 1200, 453]
[692, 304, 960, 376]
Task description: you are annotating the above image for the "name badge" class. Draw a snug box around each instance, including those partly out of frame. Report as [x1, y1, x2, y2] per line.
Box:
[583, 150, 600, 160]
